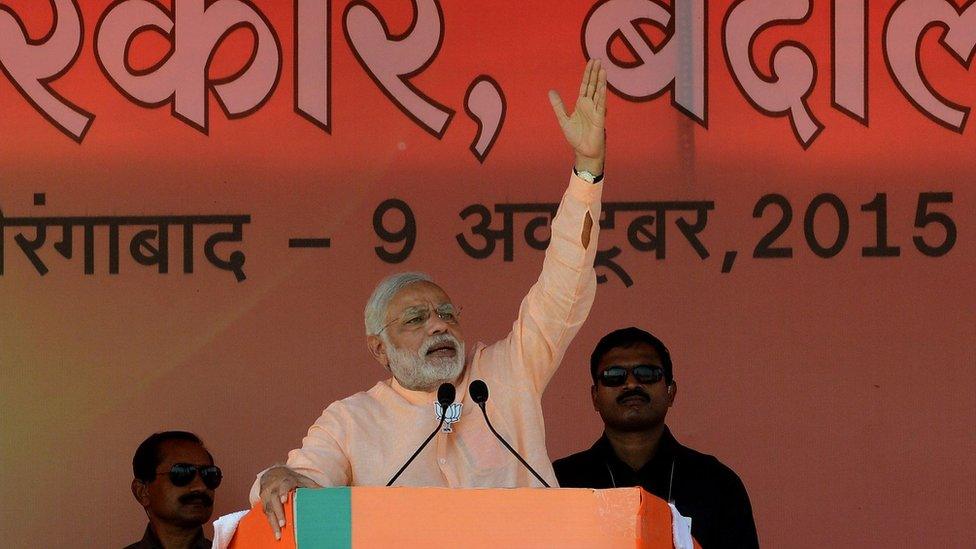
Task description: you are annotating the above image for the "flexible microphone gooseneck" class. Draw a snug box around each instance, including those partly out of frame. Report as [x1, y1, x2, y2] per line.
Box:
[468, 379, 551, 487]
[386, 382, 456, 486]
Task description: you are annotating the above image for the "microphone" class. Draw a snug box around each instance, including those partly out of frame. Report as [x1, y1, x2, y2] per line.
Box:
[437, 382, 457, 410]
[386, 383, 455, 486]
[468, 379, 550, 487]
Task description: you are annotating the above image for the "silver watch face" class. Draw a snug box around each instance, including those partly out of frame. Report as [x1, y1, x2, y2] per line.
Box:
[576, 170, 596, 183]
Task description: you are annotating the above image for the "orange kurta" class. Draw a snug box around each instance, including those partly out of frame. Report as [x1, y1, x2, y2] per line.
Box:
[250, 174, 602, 502]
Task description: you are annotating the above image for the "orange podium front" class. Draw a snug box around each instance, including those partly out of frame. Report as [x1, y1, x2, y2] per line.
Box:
[230, 487, 686, 548]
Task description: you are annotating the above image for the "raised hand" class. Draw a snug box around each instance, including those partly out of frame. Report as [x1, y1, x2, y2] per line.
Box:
[548, 59, 607, 175]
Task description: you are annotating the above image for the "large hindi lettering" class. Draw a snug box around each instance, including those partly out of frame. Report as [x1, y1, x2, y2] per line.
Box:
[884, 0, 976, 132]
[343, 0, 453, 137]
[93, 0, 282, 133]
[0, 0, 93, 141]
[1, 2, 972, 147]
[582, 0, 706, 124]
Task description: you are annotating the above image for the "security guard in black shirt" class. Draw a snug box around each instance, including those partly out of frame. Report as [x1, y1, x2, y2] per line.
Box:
[553, 328, 759, 548]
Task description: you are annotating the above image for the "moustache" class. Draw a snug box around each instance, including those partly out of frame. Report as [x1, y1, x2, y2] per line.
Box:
[178, 492, 214, 506]
[421, 333, 459, 355]
[617, 388, 650, 404]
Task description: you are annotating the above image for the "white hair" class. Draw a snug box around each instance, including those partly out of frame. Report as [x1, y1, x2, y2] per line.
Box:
[364, 272, 433, 335]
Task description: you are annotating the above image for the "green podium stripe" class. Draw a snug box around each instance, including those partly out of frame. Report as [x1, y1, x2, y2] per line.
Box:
[294, 487, 352, 549]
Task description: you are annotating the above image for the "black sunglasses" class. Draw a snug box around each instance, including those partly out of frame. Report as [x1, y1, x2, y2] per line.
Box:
[156, 463, 222, 489]
[598, 365, 666, 387]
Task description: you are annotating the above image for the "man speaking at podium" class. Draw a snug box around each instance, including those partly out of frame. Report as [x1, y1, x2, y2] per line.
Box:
[250, 61, 608, 539]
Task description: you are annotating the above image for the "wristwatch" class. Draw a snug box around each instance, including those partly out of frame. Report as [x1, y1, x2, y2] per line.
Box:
[573, 167, 604, 184]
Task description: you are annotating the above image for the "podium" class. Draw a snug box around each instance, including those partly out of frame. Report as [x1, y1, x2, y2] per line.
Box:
[229, 487, 688, 548]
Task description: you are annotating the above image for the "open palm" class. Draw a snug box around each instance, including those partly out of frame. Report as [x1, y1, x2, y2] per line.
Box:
[549, 59, 607, 166]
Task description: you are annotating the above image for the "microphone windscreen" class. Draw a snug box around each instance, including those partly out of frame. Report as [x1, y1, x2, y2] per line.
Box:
[437, 383, 456, 408]
[469, 379, 489, 404]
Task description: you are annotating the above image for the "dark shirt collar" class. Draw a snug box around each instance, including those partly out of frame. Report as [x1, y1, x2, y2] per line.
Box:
[592, 426, 681, 494]
[133, 524, 211, 549]
[593, 426, 678, 471]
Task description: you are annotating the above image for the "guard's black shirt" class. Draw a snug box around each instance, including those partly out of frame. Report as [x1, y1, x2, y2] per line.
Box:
[553, 427, 759, 548]
[123, 524, 212, 549]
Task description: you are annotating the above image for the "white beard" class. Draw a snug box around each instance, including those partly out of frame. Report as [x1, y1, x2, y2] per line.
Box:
[384, 333, 466, 392]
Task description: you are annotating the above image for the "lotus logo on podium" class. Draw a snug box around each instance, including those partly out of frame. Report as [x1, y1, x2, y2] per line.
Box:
[434, 402, 462, 432]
